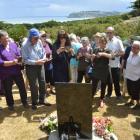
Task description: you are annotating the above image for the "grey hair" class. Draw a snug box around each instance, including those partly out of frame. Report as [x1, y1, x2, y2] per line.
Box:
[0, 30, 8, 38]
[133, 40, 140, 49]
[81, 37, 89, 44]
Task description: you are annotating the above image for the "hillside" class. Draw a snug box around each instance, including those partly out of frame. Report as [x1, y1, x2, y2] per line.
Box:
[68, 11, 121, 18]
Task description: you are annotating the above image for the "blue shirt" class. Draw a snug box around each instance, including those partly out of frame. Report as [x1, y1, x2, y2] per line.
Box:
[22, 39, 45, 65]
[70, 42, 81, 67]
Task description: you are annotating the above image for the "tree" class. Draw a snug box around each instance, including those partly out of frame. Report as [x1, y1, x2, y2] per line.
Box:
[7, 24, 28, 42]
[131, 0, 140, 10]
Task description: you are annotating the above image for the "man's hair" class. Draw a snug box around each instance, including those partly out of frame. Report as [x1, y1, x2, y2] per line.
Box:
[0, 30, 8, 38]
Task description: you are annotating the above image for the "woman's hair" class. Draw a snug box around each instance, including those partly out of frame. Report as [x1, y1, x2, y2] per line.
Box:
[56, 30, 71, 46]
[99, 36, 107, 44]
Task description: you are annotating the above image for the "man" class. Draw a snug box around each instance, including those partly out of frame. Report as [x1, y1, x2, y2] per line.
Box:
[0, 30, 29, 111]
[22, 28, 51, 110]
[125, 41, 140, 109]
[106, 27, 124, 98]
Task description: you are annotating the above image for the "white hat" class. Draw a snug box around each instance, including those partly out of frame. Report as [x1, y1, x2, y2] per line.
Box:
[46, 38, 52, 45]
[40, 30, 46, 36]
[106, 26, 115, 32]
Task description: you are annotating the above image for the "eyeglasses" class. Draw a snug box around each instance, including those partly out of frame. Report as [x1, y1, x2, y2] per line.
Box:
[60, 36, 66, 39]
[106, 32, 113, 34]
[33, 37, 39, 40]
[41, 35, 46, 38]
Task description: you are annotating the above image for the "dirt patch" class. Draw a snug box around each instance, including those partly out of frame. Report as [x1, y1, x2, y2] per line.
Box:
[0, 87, 140, 140]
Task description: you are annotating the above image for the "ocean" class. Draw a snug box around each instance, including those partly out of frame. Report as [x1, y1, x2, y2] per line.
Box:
[2, 16, 94, 24]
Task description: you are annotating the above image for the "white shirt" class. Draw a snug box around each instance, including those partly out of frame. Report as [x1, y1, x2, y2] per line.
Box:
[107, 36, 124, 68]
[125, 52, 140, 81]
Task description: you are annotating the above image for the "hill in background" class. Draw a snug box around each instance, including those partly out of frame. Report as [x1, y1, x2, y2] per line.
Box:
[68, 11, 121, 18]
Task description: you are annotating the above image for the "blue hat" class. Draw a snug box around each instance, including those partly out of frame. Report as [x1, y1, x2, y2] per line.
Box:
[29, 28, 40, 38]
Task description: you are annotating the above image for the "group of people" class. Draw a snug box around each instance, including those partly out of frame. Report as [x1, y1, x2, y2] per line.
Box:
[0, 26, 140, 111]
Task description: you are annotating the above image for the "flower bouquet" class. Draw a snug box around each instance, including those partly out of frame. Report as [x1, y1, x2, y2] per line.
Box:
[92, 117, 118, 140]
[40, 115, 58, 134]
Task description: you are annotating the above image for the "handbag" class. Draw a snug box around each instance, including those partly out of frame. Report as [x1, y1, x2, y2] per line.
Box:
[86, 64, 94, 79]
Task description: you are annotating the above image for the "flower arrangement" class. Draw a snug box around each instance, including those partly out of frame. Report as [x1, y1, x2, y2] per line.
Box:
[40, 115, 58, 134]
[93, 117, 117, 140]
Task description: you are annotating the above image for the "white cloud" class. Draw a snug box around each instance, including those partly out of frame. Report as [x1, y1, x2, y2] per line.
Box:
[47, 3, 79, 12]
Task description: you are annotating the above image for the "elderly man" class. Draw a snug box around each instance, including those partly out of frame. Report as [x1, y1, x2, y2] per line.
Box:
[0, 30, 29, 111]
[22, 28, 51, 110]
[125, 41, 140, 109]
[106, 27, 124, 99]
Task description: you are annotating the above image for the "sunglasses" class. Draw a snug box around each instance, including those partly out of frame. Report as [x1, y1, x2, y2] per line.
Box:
[41, 35, 46, 38]
[60, 36, 66, 39]
[106, 32, 113, 34]
[33, 37, 39, 40]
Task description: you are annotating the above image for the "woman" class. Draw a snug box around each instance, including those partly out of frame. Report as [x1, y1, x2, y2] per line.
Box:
[69, 33, 81, 83]
[125, 41, 140, 110]
[77, 37, 92, 83]
[52, 30, 71, 82]
[91, 36, 113, 108]
[40, 31, 55, 94]
[0, 30, 28, 110]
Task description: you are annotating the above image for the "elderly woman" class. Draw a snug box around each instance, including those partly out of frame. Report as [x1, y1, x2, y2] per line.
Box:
[0, 30, 28, 110]
[22, 28, 51, 110]
[40, 31, 55, 94]
[125, 41, 140, 110]
[52, 30, 71, 82]
[77, 37, 92, 83]
[69, 33, 81, 83]
[92, 36, 113, 108]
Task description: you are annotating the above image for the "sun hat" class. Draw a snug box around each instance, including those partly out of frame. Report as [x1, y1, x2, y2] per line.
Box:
[46, 38, 52, 45]
[94, 32, 102, 37]
[106, 26, 115, 32]
[40, 30, 46, 36]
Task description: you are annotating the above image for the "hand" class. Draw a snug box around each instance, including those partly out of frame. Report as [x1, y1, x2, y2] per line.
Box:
[78, 52, 83, 57]
[12, 59, 18, 65]
[96, 52, 105, 58]
[114, 51, 120, 57]
[69, 48, 74, 54]
[91, 54, 96, 61]
[36, 59, 46, 65]
[57, 47, 65, 54]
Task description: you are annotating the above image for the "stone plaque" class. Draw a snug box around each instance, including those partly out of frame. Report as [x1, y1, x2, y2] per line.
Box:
[56, 83, 92, 138]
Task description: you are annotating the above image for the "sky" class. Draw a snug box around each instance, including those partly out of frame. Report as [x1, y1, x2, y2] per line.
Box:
[0, 0, 136, 23]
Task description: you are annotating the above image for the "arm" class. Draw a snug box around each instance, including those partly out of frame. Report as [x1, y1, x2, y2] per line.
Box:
[0, 56, 18, 67]
[115, 40, 125, 57]
[98, 52, 113, 59]
[21, 46, 36, 65]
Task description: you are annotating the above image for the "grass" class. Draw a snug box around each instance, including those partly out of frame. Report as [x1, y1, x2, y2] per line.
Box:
[0, 86, 140, 140]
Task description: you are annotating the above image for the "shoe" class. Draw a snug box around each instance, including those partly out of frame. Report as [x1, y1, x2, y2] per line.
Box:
[32, 105, 37, 110]
[99, 100, 104, 108]
[23, 103, 30, 109]
[131, 104, 140, 110]
[8, 106, 14, 111]
[116, 96, 122, 100]
[105, 94, 111, 98]
[38, 102, 51, 106]
[125, 101, 134, 106]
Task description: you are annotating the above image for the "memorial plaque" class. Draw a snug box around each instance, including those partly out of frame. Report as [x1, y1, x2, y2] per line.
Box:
[56, 83, 92, 139]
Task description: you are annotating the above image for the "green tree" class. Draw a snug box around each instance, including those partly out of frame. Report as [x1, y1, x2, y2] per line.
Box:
[131, 0, 140, 10]
[7, 24, 28, 42]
